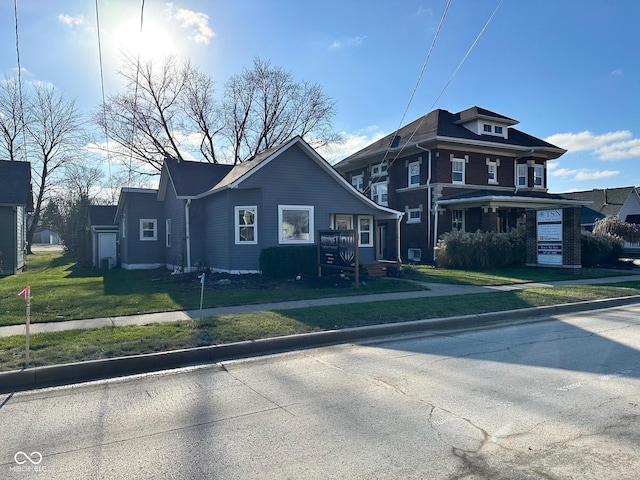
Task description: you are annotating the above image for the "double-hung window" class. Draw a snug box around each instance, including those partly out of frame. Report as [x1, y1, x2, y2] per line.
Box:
[517, 164, 528, 187]
[407, 208, 421, 224]
[452, 210, 464, 231]
[358, 216, 373, 247]
[235, 206, 257, 244]
[488, 161, 498, 184]
[279, 205, 314, 244]
[371, 182, 388, 206]
[166, 219, 171, 247]
[371, 163, 387, 177]
[140, 219, 157, 241]
[408, 161, 420, 187]
[534, 165, 544, 188]
[351, 174, 364, 191]
[452, 158, 465, 184]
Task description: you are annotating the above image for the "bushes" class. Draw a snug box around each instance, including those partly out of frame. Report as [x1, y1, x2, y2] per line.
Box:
[581, 230, 623, 267]
[259, 245, 318, 278]
[436, 226, 526, 269]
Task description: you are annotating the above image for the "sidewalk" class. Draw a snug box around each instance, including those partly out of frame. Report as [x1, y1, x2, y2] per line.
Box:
[3, 274, 640, 338]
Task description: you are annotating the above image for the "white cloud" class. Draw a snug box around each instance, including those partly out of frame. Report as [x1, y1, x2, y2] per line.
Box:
[330, 36, 367, 50]
[317, 127, 385, 164]
[545, 130, 640, 161]
[58, 14, 85, 27]
[547, 162, 619, 182]
[611, 68, 623, 76]
[166, 3, 214, 45]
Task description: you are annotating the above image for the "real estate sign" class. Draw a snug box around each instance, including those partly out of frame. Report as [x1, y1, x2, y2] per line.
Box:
[537, 209, 563, 265]
[318, 229, 359, 286]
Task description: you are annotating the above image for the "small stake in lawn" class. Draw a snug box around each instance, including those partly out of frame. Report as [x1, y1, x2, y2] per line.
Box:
[18, 286, 31, 366]
[198, 273, 205, 320]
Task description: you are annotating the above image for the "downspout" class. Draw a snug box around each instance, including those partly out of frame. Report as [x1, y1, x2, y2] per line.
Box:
[416, 144, 432, 256]
[185, 199, 192, 272]
[432, 200, 439, 261]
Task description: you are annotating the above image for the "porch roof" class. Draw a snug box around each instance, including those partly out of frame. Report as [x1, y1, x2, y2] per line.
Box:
[435, 189, 589, 210]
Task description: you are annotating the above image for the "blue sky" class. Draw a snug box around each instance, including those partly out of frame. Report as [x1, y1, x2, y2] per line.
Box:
[1, 0, 639, 193]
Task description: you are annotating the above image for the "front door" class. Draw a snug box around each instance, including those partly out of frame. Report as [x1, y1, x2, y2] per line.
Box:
[98, 233, 117, 268]
[377, 225, 387, 260]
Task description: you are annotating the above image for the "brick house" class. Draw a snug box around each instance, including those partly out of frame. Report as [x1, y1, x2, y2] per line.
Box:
[334, 107, 584, 263]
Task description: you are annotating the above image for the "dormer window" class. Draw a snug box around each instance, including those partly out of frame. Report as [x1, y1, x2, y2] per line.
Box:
[534, 165, 544, 188]
[483, 124, 492, 133]
[494, 126, 503, 135]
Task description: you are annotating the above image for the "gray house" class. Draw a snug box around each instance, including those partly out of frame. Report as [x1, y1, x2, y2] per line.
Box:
[0, 160, 32, 276]
[115, 136, 403, 273]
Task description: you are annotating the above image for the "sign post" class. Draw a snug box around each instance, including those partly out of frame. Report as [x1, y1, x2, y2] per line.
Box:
[18, 286, 31, 365]
[198, 273, 205, 320]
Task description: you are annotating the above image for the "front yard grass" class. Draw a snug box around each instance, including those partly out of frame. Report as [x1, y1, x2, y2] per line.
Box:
[1, 282, 640, 372]
[0, 251, 425, 327]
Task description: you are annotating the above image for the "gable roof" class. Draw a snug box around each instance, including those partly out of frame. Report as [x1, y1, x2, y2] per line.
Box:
[0, 160, 31, 206]
[89, 205, 117, 226]
[334, 107, 566, 169]
[161, 157, 234, 198]
[561, 187, 636, 216]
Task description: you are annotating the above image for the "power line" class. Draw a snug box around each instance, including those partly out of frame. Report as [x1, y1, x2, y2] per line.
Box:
[362, 0, 452, 195]
[95, 0, 113, 194]
[386, 0, 506, 168]
[13, 0, 28, 162]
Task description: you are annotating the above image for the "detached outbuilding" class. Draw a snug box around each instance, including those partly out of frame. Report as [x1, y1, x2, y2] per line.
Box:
[0, 160, 32, 276]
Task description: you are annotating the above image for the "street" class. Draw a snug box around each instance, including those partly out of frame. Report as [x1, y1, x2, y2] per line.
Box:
[1, 304, 639, 479]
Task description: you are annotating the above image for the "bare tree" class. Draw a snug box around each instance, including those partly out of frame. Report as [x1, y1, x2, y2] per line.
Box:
[182, 69, 224, 163]
[95, 54, 194, 173]
[96, 55, 341, 171]
[25, 83, 84, 253]
[0, 74, 26, 162]
[222, 58, 341, 163]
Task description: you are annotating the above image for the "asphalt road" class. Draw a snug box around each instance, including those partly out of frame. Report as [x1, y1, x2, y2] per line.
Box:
[1, 305, 639, 479]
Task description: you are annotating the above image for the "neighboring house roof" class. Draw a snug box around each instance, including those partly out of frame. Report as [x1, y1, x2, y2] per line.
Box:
[561, 187, 636, 218]
[162, 158, 234, 198]
[335, 107, 566, 169]
[89, 205, 117, 226]
[0, 160, 31, 206]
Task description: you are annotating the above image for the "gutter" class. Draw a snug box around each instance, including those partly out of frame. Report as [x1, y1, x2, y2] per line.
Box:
[185, 199, 192, 272]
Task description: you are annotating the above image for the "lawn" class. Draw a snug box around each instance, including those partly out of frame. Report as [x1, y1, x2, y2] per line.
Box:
[401, 264, 634, 285]
[2, 251, 639, 372]
[2, 281, 640, 372]
[0, 251, 425, 327]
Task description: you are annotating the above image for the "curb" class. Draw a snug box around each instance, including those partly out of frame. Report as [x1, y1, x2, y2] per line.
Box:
[2, 295, 639, 394]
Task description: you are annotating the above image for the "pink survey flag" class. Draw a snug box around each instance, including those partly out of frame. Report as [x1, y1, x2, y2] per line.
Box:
[18, 286, 31, 299]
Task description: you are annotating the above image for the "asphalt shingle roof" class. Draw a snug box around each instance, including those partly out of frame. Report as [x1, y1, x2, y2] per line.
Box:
[89, 205, 117, 226]
[164, 158, 234, 197]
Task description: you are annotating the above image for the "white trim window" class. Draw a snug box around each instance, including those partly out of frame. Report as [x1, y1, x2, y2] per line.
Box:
[335, 214, 353, 230]
[408, 248, 421, 262]
[407, 208, 421, 224]
[517, 164, 527, 187]
[166, 219, 171, 247]
[408, 161, 420, 187]
[235, 206, 257, 244]
[452, 158, 465, 184]
[279, 205, 314, 244]
[371, 181, 388, 206]
[487, 160, 498, 184]
[358, 215, 373, 247]
[452, 210, 464, 231]
[351, 174, 364, 191]
[139, 219, 157, 241]
[534, 165, 544, 188]
[371, 162, 387, 177]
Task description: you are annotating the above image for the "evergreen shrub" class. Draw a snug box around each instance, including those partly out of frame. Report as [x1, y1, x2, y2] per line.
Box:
[581, 230, 624, 267]
[259, 245, 318, 278]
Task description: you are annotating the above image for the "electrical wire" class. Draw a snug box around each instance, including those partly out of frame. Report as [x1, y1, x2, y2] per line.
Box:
[388, 0, 506, 165]
[13, 0, 28, 162]
[95, 0, 113, 196]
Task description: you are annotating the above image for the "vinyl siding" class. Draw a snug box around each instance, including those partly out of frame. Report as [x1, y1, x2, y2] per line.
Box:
[120, 192, 165, 267]
[0, 207, 16, 275]
[162, 185, 186, 268]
